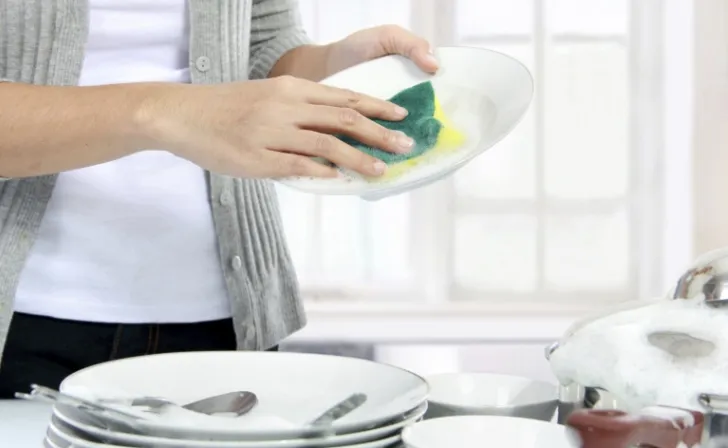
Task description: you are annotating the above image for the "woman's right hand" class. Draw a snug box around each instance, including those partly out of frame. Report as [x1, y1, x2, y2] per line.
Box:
[144, 75, 414, 179]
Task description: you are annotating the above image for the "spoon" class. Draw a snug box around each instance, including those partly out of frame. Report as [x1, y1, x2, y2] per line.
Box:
[17, 385, 258, 417]
[16, 384, 145, 426]
[308, 393, 367, 426]
[121, 391, 258, 416]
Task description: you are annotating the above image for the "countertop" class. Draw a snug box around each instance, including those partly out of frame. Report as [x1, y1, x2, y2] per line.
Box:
[0, 400, 53, 446]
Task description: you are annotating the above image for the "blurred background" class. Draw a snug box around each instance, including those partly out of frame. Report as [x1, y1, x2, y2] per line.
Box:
[277, 0, 727, 380]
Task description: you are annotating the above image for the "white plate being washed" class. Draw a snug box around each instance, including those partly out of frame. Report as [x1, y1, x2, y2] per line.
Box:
[59, 351, 428, 441]
[279, 46, 533, 201]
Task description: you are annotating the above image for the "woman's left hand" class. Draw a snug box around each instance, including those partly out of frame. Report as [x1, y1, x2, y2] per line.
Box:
[326, 25, 439, 76]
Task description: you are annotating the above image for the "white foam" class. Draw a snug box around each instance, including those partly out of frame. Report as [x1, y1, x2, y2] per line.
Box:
[639, 406, 695, 428]
[549, 296, 728, 411]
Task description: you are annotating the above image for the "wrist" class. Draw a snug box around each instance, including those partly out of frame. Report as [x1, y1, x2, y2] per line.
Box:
[270, 44, 334, 81]
[129, 82, 191, 152]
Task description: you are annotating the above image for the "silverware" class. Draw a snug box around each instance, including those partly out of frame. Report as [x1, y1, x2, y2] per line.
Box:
[308, 393, 367, 426]
[122, 391, 258, 416]
[16, 384, 145, 427]
[18, 385, 258, 419]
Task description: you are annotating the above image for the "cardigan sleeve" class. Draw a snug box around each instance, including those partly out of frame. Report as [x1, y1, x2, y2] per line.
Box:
[248, 0, 313, 80]
[0, 80, 12, 180]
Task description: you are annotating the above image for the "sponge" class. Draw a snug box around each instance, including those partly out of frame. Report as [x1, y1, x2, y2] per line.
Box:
[339, 81, 465, 180]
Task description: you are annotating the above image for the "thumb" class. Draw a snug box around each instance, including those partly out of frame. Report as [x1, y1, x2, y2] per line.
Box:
[380, 26, 439, 74]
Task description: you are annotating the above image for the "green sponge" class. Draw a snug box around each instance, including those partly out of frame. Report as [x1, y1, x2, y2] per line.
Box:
[339, 81, 443, 164]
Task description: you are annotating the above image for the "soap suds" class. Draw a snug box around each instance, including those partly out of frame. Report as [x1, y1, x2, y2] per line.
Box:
[549, 296, 728, 412]
[639, 406, 696, 429]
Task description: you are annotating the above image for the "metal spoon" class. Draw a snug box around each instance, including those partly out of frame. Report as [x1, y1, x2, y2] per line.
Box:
[308, 393, 367, 426]
[16, 384, 146, 427]
[120, 391, 258, 416]
[299, 393, 367, 438]
[17, 385, 258, 417]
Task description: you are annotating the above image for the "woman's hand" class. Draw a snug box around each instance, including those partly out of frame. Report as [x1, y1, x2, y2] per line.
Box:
[144, 76, 415, 179]
[326, 25, 439, 77]
[270, 26, 438, 82]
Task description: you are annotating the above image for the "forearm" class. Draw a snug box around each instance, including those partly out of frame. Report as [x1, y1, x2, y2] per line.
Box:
[0, 82, 158, 178]
[268, 44, 332, 81]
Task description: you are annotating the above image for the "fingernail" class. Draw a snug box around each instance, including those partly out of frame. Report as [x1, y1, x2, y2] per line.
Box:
[425, 53, 439, 67]
[372, 160, 387, 176]
[395, 132, 414, 151]
[394, 106, 408, 117]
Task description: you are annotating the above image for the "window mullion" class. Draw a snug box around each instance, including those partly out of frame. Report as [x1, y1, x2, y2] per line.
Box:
[409, 0, 456, 304]
[534, 0, 547, 293]
[629, 0, 665, 299]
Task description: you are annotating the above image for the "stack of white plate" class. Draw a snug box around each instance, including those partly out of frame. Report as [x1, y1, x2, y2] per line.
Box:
[40, 352, 429, 448]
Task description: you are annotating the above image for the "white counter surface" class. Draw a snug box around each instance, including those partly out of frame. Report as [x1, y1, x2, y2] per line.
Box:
[0, 400, 53, 446]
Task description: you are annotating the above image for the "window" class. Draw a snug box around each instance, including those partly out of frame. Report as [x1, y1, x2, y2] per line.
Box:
[276, 0, 671, 313]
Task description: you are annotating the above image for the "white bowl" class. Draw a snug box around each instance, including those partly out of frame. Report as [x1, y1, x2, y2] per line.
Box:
[401, 416, 577, 448]
[279, 46, 533, 201]
[425, 373, 558, 421]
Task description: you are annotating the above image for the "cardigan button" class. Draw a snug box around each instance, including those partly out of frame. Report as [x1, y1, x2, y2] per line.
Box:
[195, 56, 211, 72]
[231, 255, 243, 271]
[219, 191, 233, 206]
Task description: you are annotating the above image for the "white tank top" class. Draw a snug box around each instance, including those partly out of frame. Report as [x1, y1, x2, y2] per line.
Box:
[14, 0, 231, 323]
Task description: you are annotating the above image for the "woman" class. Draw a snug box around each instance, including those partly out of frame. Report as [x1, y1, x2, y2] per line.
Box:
[0, 0, 438, 397]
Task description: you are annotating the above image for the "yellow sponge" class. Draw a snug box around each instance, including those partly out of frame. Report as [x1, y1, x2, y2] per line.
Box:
[380, 97, 465, 181]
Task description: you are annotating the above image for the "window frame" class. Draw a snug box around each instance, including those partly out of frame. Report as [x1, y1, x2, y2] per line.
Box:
[290, 0, 691, 332]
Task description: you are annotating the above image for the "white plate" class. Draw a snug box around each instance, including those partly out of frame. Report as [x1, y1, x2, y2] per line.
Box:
[279, 46, 533, 201]
[48, 419, 404, 448]
[59, 351, 428, 440]
[53, 402, 426, 447]
[44, 436, 63, 448]
[401, 416, 576, 448]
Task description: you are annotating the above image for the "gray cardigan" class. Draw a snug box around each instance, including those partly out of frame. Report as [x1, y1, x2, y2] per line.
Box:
[0, 0, 310, 365]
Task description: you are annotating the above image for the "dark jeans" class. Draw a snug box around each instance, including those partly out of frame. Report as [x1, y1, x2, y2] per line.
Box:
[0, 312, 277, 399]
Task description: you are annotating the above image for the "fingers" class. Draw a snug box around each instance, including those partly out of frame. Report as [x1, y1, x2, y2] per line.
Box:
[268, 129, 388, 178]
[254, 150, 340, 179]
[294, 104, 414, 155]
[377, 25, 439, 74]
[301, 82, 408, 122]
[409, 47, 439, 74]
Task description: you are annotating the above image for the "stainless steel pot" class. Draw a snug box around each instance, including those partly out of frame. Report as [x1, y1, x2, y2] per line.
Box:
[544, 342, 624, 424]
[546, 342, 728, 443]
[544, 247, 728, 443]
[670, 246, 728, 305]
